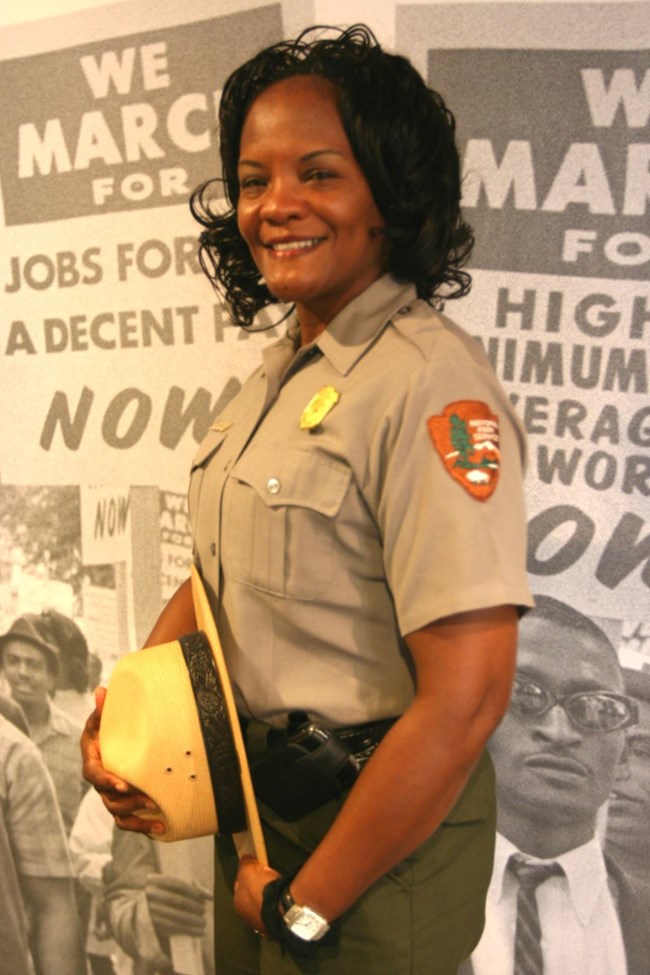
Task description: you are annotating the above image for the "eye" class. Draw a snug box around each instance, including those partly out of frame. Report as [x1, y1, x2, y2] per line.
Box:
[511, 676, 547, 715]
[305, 168, 336, 182]
[628, 738, 650, 759]
[239, 175, 267, 192]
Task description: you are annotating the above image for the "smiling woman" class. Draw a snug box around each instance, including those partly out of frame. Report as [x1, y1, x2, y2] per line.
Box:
[235, 75, 386, 341]
[83, 24, 533, 975]
[192, 24, 474, 331]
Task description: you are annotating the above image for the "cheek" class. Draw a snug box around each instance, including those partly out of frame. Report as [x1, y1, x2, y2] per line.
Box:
[592, 733, 626, 785]
[639, 769, 650, 798]
[236, 203, 254, 246]
[236, 209, 247, 242]
[487, 717, 525, 765]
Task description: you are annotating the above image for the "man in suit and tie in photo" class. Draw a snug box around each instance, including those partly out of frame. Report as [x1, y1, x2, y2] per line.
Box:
[605, 666, 650, 889]
[462, 596, 650, 975]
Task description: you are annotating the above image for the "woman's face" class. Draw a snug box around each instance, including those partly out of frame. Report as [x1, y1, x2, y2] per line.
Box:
[236, 75, 386, 333]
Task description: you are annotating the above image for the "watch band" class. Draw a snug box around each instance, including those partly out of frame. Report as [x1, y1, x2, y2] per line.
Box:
[261, 870, 339, 957]
[280, 886, 297, 913]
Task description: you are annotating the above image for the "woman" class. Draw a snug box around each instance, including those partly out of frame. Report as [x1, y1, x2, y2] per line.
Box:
[83, 25, 532, 974]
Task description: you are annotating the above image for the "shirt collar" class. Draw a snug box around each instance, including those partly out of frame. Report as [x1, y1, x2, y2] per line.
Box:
[493, 832, 610, 925]
[317, 275, 418, 375]
[261, 275, 418, 387]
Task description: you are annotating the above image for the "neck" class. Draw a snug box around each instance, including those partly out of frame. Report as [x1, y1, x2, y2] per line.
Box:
[20, 697, 50, 729]
[498, 804, 596, 859]
[296, 308, 327, 347]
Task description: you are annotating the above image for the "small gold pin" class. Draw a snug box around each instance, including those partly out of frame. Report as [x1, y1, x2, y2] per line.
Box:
[300, 386, 340, 430]
[210, 420, 233, 432]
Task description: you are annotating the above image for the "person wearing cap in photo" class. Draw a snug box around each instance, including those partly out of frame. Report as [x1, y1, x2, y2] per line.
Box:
[0, 690, 29, 736]
[464, 596, 650, 975]
[606, 665, 650, 888]
[40, 608, 95, 727]
[0, 613, 86, 833]
[0, 712, 85, 975]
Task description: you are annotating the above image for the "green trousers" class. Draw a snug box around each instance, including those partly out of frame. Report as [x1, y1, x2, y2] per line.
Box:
[213, 748, 495, 975]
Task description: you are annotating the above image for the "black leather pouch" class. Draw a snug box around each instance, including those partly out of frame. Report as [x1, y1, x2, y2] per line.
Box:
[250, 716, 360, 821]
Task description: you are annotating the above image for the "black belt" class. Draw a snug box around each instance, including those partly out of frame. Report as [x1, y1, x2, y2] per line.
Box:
[333, 717, 397, 765]
[240, 712, 398, 821]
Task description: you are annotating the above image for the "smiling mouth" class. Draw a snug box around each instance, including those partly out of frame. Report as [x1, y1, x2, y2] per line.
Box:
[265, 237, 326, 255]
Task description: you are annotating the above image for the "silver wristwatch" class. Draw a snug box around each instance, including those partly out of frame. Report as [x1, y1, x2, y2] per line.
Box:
[280, 887, 330, 942]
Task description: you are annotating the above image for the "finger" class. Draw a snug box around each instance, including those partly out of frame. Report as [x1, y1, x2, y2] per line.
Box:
[94, 684, 107, 713]
[236, 855, 262, 877]
[148, 890, 207, 915]
[101, 792, 160, 817]
[81, 700, 131, 794]
[149, 906, 207, 938]
[114, 813, 166, 836]
[146, 875, 211, 901]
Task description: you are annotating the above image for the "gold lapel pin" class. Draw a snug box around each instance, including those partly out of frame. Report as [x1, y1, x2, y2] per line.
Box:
[300, 386, 341, 430]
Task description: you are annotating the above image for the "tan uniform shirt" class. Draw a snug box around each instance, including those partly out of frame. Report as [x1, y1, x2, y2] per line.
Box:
[189, 275, 532, 727]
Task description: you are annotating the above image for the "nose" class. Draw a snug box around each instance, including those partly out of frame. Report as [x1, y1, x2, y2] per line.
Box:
[533, 703, 583, 745]
[259, 177, 308, 224]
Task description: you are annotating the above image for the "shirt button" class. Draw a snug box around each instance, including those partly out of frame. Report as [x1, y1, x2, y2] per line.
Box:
[266, 477, 281, 495]
[398, 305, 411, 315]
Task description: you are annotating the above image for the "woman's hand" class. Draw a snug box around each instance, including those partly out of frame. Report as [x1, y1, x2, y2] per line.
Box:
[81, 686, 165, 835]
[81, 577, 197, 836]
[233, 855, 281, 935]
[288, 605, 518, 922]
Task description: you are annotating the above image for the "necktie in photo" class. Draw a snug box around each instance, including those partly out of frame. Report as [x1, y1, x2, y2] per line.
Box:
[507, 853, 564, 975]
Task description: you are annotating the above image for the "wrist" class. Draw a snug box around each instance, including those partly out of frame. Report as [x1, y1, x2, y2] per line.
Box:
[261, 868, 339, 957]
[280, 884, 330, 941]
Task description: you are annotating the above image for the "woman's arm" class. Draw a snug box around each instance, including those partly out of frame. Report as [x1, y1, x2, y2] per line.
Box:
[234, 603, 518, 928]
[81, 577, 197, 833]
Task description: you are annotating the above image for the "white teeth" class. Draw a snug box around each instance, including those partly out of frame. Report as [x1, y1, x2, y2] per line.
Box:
[270, 238, 321, 252]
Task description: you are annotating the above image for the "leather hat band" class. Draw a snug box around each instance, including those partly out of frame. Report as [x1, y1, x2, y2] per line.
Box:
[179, 631, 246, 833]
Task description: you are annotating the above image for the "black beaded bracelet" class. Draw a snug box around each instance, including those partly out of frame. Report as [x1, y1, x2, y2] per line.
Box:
[260, 867, 340, 958]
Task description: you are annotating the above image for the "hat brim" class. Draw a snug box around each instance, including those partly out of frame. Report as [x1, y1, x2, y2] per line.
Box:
[100, 567, 267, 863]
[190, 566, 267, 863]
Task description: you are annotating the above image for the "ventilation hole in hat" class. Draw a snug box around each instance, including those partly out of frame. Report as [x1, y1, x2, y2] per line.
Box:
[165, 767, 173, 774]
[185, 750, 192, 756]
[189, 774, 197, 780]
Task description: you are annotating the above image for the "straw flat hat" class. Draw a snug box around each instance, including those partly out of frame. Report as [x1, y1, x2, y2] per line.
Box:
[100, 567, 266, 861]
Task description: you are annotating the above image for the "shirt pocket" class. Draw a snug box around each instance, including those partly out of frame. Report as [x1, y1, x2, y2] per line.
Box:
[223, 442, 351, 600]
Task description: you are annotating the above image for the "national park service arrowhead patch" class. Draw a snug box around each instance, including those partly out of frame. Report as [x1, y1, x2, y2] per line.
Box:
[427, 401, 500, 501]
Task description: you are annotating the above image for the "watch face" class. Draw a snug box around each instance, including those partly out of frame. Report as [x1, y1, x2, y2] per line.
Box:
[284, 904, 330, 942]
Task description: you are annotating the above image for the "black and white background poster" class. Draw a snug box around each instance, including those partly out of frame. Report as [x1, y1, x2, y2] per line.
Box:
[1, 1, 648, 973]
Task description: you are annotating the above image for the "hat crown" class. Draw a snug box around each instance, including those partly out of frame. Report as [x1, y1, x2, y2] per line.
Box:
[0, 616, 60, 672]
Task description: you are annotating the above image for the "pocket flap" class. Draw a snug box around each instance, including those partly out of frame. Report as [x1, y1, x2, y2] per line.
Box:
[190, 429, 229, 472]
[232, 442, 351, 517]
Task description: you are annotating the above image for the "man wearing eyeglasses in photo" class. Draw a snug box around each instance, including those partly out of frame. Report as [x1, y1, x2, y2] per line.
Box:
[606, 666, 650, 889]
[462, 595, 649, 975]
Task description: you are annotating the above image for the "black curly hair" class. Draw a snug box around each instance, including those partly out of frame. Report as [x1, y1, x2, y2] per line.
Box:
[191, 24, 474, 328]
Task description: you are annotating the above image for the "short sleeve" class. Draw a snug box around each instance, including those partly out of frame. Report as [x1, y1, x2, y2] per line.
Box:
[370, 342, 533, 635]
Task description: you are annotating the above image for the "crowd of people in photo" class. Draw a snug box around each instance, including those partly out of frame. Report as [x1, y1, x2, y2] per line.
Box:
[0, 607, 215, 975]
[0, 597, 648, 975]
